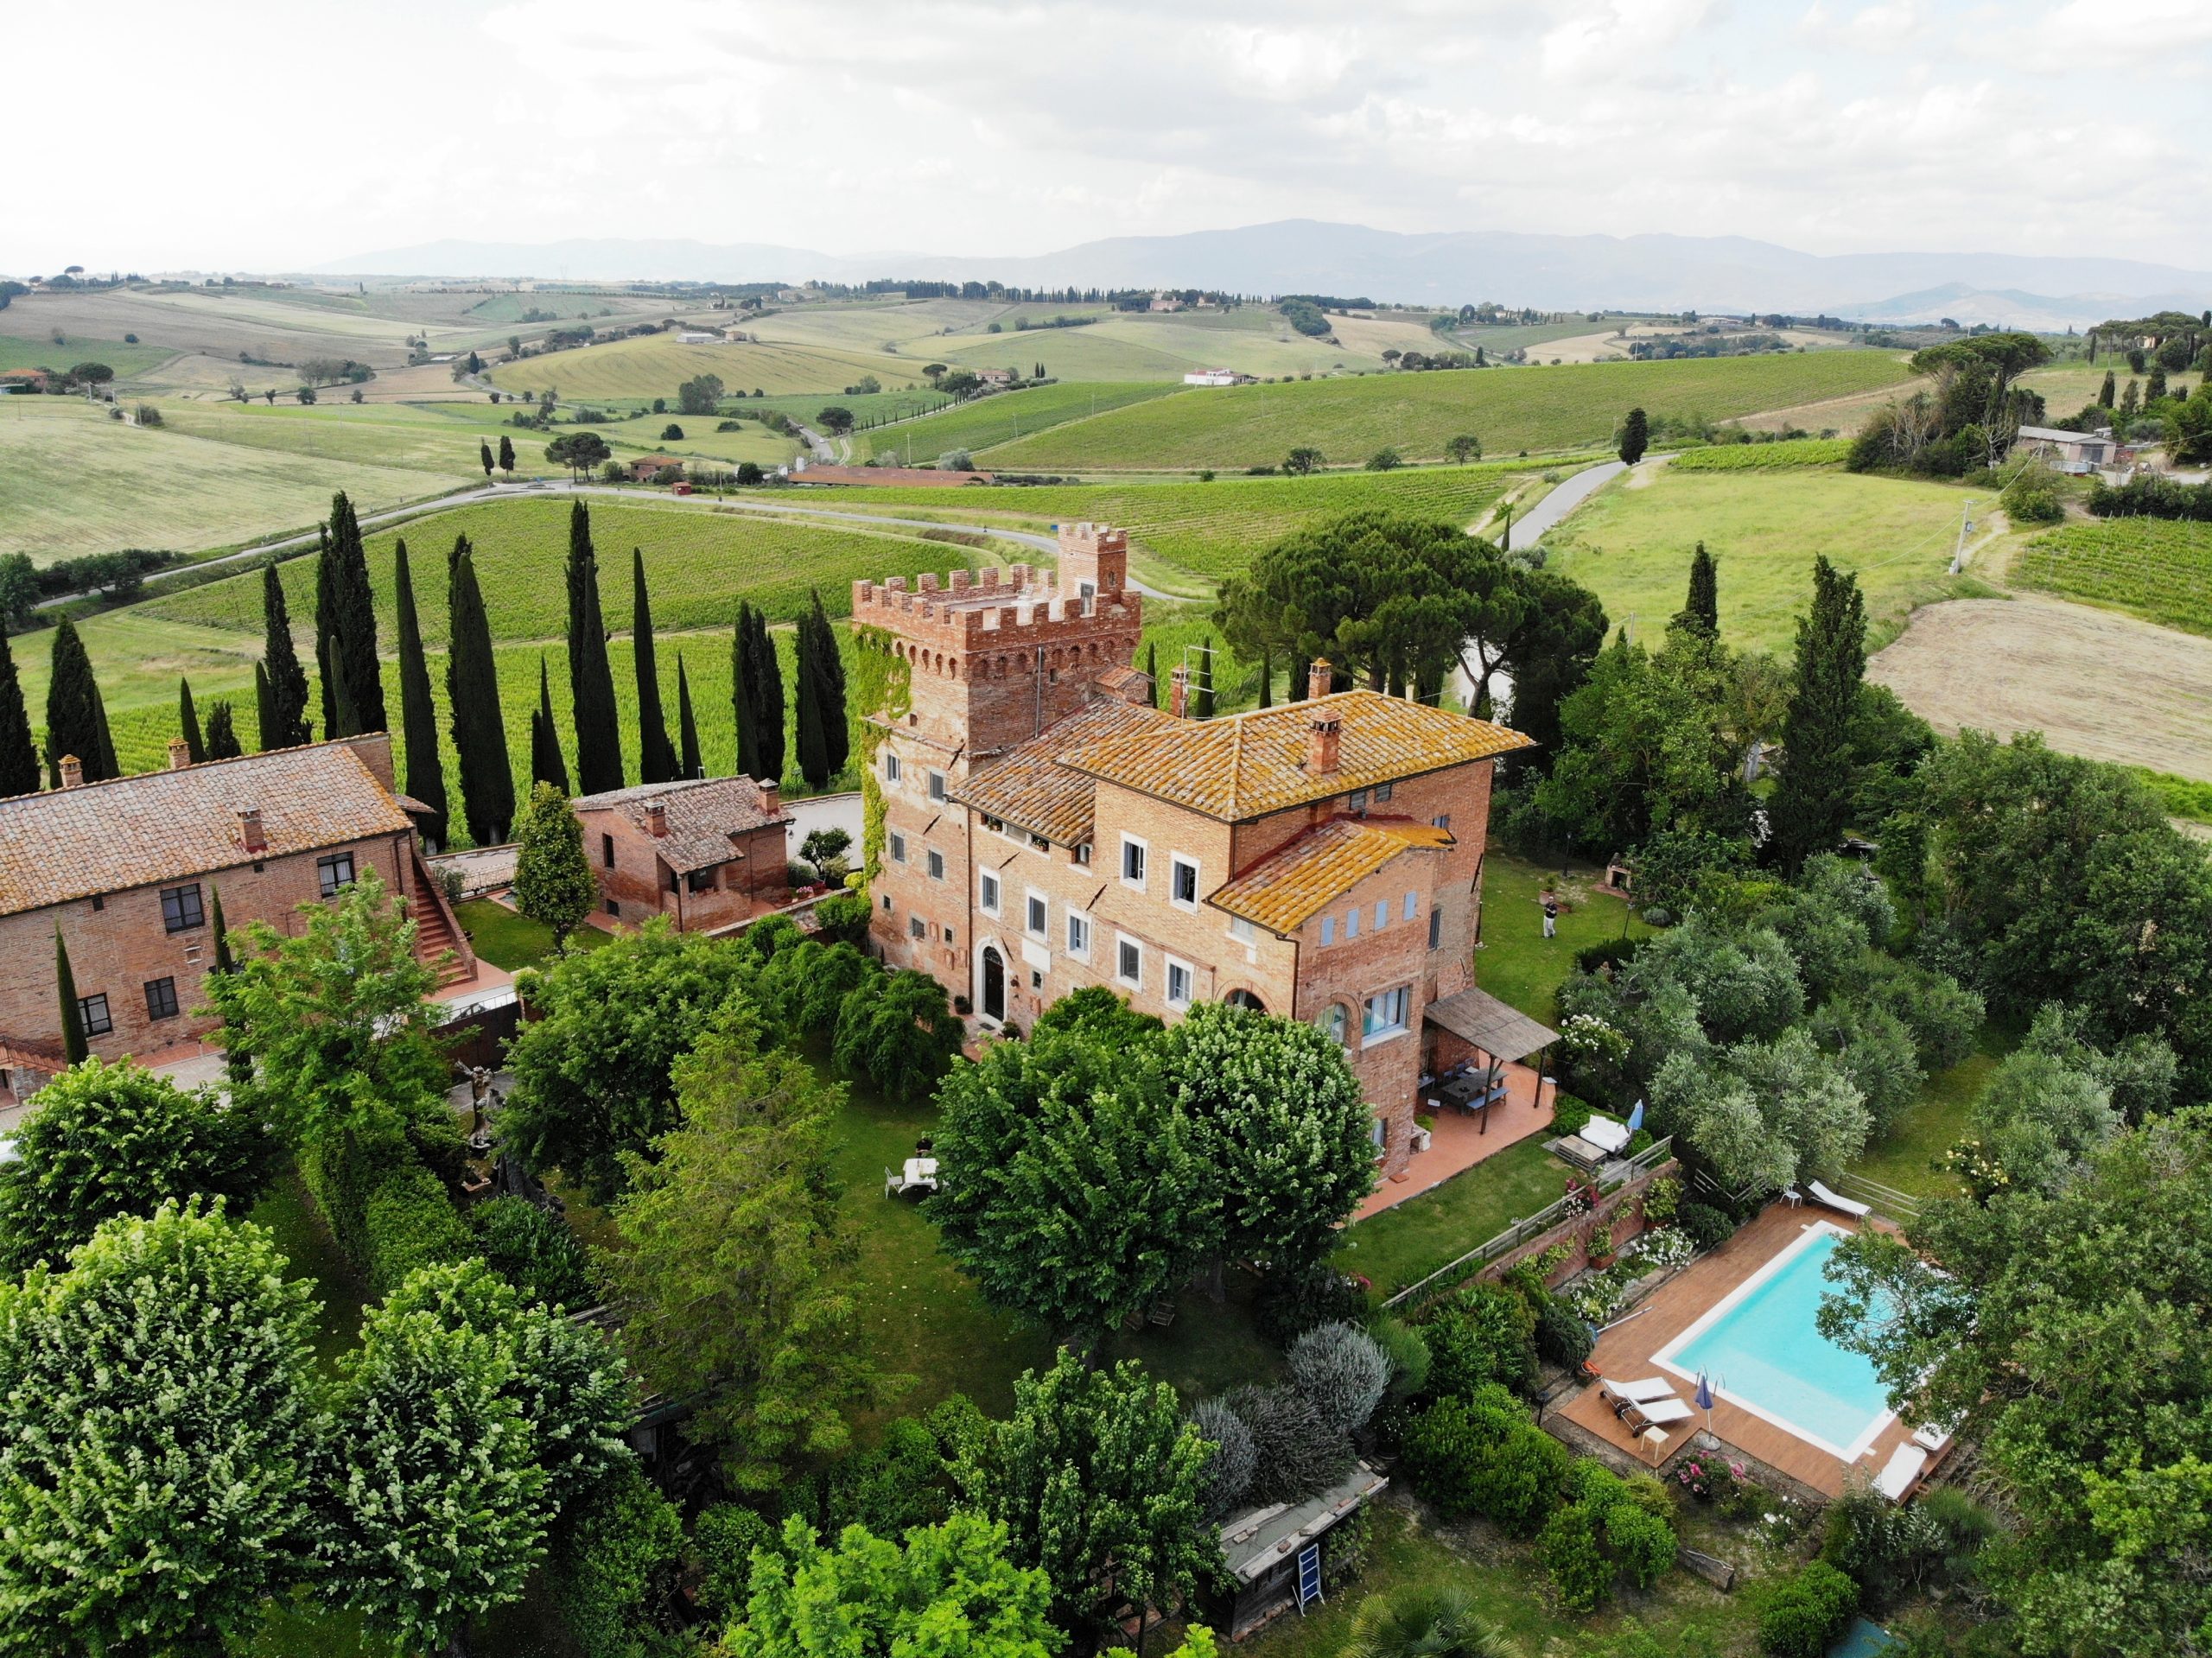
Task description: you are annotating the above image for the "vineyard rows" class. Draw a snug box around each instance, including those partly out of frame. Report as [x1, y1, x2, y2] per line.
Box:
[1669, 436, 1853, 470]
[2015, 517, 2212, 638]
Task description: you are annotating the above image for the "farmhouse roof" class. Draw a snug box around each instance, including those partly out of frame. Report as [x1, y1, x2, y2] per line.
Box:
[791, 466, 995, 487]
[1424, 986, 1560, 1064]
[2017, 425, 2110, 443]
[1055, 690, 1531, 822]
[570, 775, 788, 873]
[1208, 816, 1453, 934]
[0, 738, 412, 918]
[955, 697, 1170, 846]
[1219, 1462, 1389, 1585]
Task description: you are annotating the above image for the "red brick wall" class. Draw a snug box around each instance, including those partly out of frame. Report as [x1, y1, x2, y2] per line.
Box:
[0, 830, 412, 1063]
[582, 814, 789, 932]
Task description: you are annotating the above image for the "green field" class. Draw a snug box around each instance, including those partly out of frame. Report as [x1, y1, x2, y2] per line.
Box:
[1541, 464, 1994, 657]
[857, 380, 1180, 461]
[0, 333, 174, 378]
[0, 397, 460, 561]
[2013, 516, 2212, 638]
[979, 351, 1915, 471]
[1668, 435, 1853, 470]
[490, 332, 920, 400]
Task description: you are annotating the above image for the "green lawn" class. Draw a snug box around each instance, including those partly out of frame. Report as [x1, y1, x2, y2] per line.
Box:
[1850, 1027, 2012, 1202]
[1478, 854, 1650, 1026]
[857, 379, 1180, 461]
[454, 899, 612, 971]
[1544, 464, 2001, 657]
[982, 351, 1913, 471]
[0, 332, 174, 378]
[1338, 1137, 1573, 1301]
[247, 1169, 372, 1373]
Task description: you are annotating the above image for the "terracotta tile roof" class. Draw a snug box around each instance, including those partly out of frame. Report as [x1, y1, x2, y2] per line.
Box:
[570, 776, 788, 874]
[955, 698, 1172, 846]
[1056, 690, 1531, 822]
[0, 740, 413, 918]
[1209, 816, 1455, 934]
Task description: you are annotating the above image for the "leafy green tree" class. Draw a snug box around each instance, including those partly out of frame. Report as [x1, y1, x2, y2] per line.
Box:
[512, 780, 595, 946]
[260, 562, 314, 748]
[565, 501, 625, 793]
[318, 1281, 550, 1653]
[817, 404, 855, 435]
[0, 1199, 324, 1657]
[800, 825, 853, 883]
[630, 548, 680, 785]
[447, 537, 516, 845]
[54, 929, 86, 1064]
[832, 968, 965, 1102]
[677, 373, 725, 416]
[1144, 640, 1160, 707]
[547, 429, 613, 478]
[0, 552, 36, 630]
[502, 918, 758, 1199]
[527, 654, 569, 794]
[726, 1513, 1058, 1658]
[2098, 369, 2116, 408]
[1283, 446, 1324, 475]
[1769, 556, 1867, 873]
[1446, 433, 1483, 464]
[0, 626, 37, 797]
[1160, 1003, 1375, 1272]
[1365, 446, 1404, 471]
[1497, 569, 1609, 777]
[676, 653, 703, 778]
[957, 1351, 1216, 1648]
[1648, 1027, 1868, 1196]
[931, 1022, 1207, 1344]
[1346, 1585, 1515, 1658]
[599, 1002, 881, 1488]
[205, 870, 448, 1151]
[42, 615, 118, 782]
[0, 1058, 269, 1272]
[391, 539, 450, 846]
[179, 674, 207, 762]
[1618, 406, 1649, 465]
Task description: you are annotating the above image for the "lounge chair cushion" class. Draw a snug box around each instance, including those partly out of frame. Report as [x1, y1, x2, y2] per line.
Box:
[1807, 1179, 1872, 1218]
[1581, 1115, 1632, 1154]
[1637, 1396, 1695, 1424]
[1874, 1443, 1929, 1500]
[1604, 1376, 1678, 1402]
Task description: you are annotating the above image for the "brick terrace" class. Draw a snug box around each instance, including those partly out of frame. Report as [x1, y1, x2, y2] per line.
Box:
[1554, 1203, 1947, 1498]
[1354, 1058, 1554, 1220]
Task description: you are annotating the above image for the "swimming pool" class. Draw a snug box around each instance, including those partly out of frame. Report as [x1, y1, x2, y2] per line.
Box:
[1655, 1221, 1896, 1461]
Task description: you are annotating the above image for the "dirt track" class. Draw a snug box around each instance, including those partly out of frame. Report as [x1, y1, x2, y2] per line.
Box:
[1871, 595, 2212, 783]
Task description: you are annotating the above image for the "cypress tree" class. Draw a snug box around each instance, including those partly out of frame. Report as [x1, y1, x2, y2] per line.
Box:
[732, 604, 759, 779]
[2147, 364, 2168, 403]
[676, 655, 702, 779]
[480, 439, 494, 478]
[0, 627, 37, 797]
[209, 886, 252, 1086]
[2098, 369, 2116, 409]
[391, 540, 449, 847]
[1257, 648, 1272, 708]
[564, 501, 624, 791]
[204, 700, 242, 760]
[747, 606, 785, 784]
[1769, 556, 1868, 875]
[43, 617, 117, 784]
[1619, 405, 1649, 466]
[531, 657, 571, 795]
[1144, 641, 1160, 708]
[446, 541, 516, 845]
[313, 523, 340, 738]
[1675, 542, 1719, 637]
[327, 492, 385, 734]
[261, 563, 312, 748]
[808, 589, 849, 779]
[55, 931, 86, 1065]
[254, 662, 274, 750]
[1193, 637, 1216, 719]
[631, 548, 679, 785]
[179, 677, 207, 763]
[498, 434, 515, 477]
[794, 607, 830, 789]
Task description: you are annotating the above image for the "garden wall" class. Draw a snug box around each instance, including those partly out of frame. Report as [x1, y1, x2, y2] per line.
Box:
[1481, 1158, 1679, 1290]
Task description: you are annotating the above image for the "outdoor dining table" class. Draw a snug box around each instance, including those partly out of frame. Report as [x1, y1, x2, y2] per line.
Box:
[903, 1156, 939, 1191]
[1440, 1067, 1510, 1128]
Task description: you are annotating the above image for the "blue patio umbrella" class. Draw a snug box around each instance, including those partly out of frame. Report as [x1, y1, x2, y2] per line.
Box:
[1695, 1371, 1716, 1439]
[1626, 1098, 1645, 1133]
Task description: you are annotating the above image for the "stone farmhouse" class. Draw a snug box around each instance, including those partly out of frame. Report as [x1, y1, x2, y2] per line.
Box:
[572, 774, 791, 932]
[859, 524, 1532, 1178]
[0, 734, 480, 1114]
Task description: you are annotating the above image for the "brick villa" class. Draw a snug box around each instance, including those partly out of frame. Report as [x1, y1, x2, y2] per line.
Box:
[572, 774, 791, 931]
[0, 733, 480, 1113]
[861, 524, 1533, 1177]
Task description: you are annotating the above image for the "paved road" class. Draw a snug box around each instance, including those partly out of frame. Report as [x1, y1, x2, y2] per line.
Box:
[1503, 457, 1627, 546]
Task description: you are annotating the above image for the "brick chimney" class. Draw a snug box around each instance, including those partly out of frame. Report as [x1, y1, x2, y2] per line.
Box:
[645, 799, 669, 837]
[167, 738, 192, 770]
[1168, 664, 1191, 719]
[1308, 713, 1343, 777]
[757, 779, 781, 816]
[1307, 658, 1335, 701]
[58, 754, 83, 789]
[237, 807, 266, 853]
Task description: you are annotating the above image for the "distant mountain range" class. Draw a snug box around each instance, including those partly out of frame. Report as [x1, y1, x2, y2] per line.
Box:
[315, 221, 2212, 329]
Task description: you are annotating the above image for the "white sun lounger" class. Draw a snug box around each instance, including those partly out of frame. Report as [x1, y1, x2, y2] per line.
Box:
[1874, 1442, 1929, 1500]
[1636, 1395, 1695, 1424]
[1603, 1376, 1679, 1403]
[1580, 1115, 1632, 1155]
[1911, 1423, 1953, 1452]
[1807, 1179, 1872, 1219]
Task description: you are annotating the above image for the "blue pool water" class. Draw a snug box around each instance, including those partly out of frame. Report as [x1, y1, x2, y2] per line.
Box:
[1662, 1227, 1894, 1456]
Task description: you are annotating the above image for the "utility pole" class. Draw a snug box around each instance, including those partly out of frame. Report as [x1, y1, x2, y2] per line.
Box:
[1948, 499, 1976, 575]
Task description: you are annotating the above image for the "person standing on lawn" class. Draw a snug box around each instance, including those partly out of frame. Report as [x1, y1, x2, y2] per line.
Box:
[1541, 893, 1560, 938]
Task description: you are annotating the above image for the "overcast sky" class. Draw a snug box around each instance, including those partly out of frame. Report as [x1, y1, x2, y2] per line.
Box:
[10, 0, 2210, 274]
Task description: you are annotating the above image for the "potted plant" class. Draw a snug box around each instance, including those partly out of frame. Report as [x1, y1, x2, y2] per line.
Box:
[1586, 1218, 1617, 1267]
[1411, 1113, 1434, 1153]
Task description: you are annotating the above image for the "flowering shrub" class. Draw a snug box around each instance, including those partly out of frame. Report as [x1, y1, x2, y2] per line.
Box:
[1629, 1228, 1694, 1272]
[1560, 1179, 1599, 1217]
[1560, 1013, 1630, 1065]
[1942, 1137, 2012, 1201]
[1676, 1457, 1745, 1502]
[1643, 1175, 1681, 1225]
[1562, 1261, 1637, 1324]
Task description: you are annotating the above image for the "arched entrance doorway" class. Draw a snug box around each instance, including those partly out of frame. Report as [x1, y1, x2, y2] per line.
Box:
[1225, 988, 1267, 1013]
[981, 946, 1007, 1023]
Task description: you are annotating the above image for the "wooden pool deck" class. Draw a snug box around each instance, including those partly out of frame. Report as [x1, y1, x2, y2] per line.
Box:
[1554, 1203, 1949, 1500]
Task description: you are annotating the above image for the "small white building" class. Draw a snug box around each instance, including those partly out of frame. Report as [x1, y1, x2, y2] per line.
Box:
[677, 331, 718, 345]
[2015, 425, 2120, 473]
[1183, 368, 1239, 387]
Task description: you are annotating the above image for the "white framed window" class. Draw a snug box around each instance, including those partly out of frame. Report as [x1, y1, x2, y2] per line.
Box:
[1120, 835, 1147, 890]
[888, 831, 907, 865]
[1403, 890, 1419, 921]
[1029, 832, 1050, 853]
[1374, 899, 1389, 931]
[1320, 915, 1336, 946]
[943, 924, 957, 943]
[1166, 957, 1194, 1008]
[1346, 906, 1361, 940]
[883, 752, 902, 783]
[979, 871, 1001, 915]
[1169, 854, 1200, 911]
[928, 848, 946, 881]
[1116, 934, 1143, 988]
[1066, 911, 1093, 958]
[1074, 842, 1093, 867]
[1370, 1115, 1387, 1151]
[1229, 916, 1255, 944]
[881, 893, 893, 911]
[1318, 1003, 1349, 1046]
[1363, 986, 1411, 1042]
[1025, 890, 1048, 938]
[908, 915, 926, 939]
[982, 813, 1007, 835]
[928, 771, 948, 802]
[1428, 906, 1443, 950]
